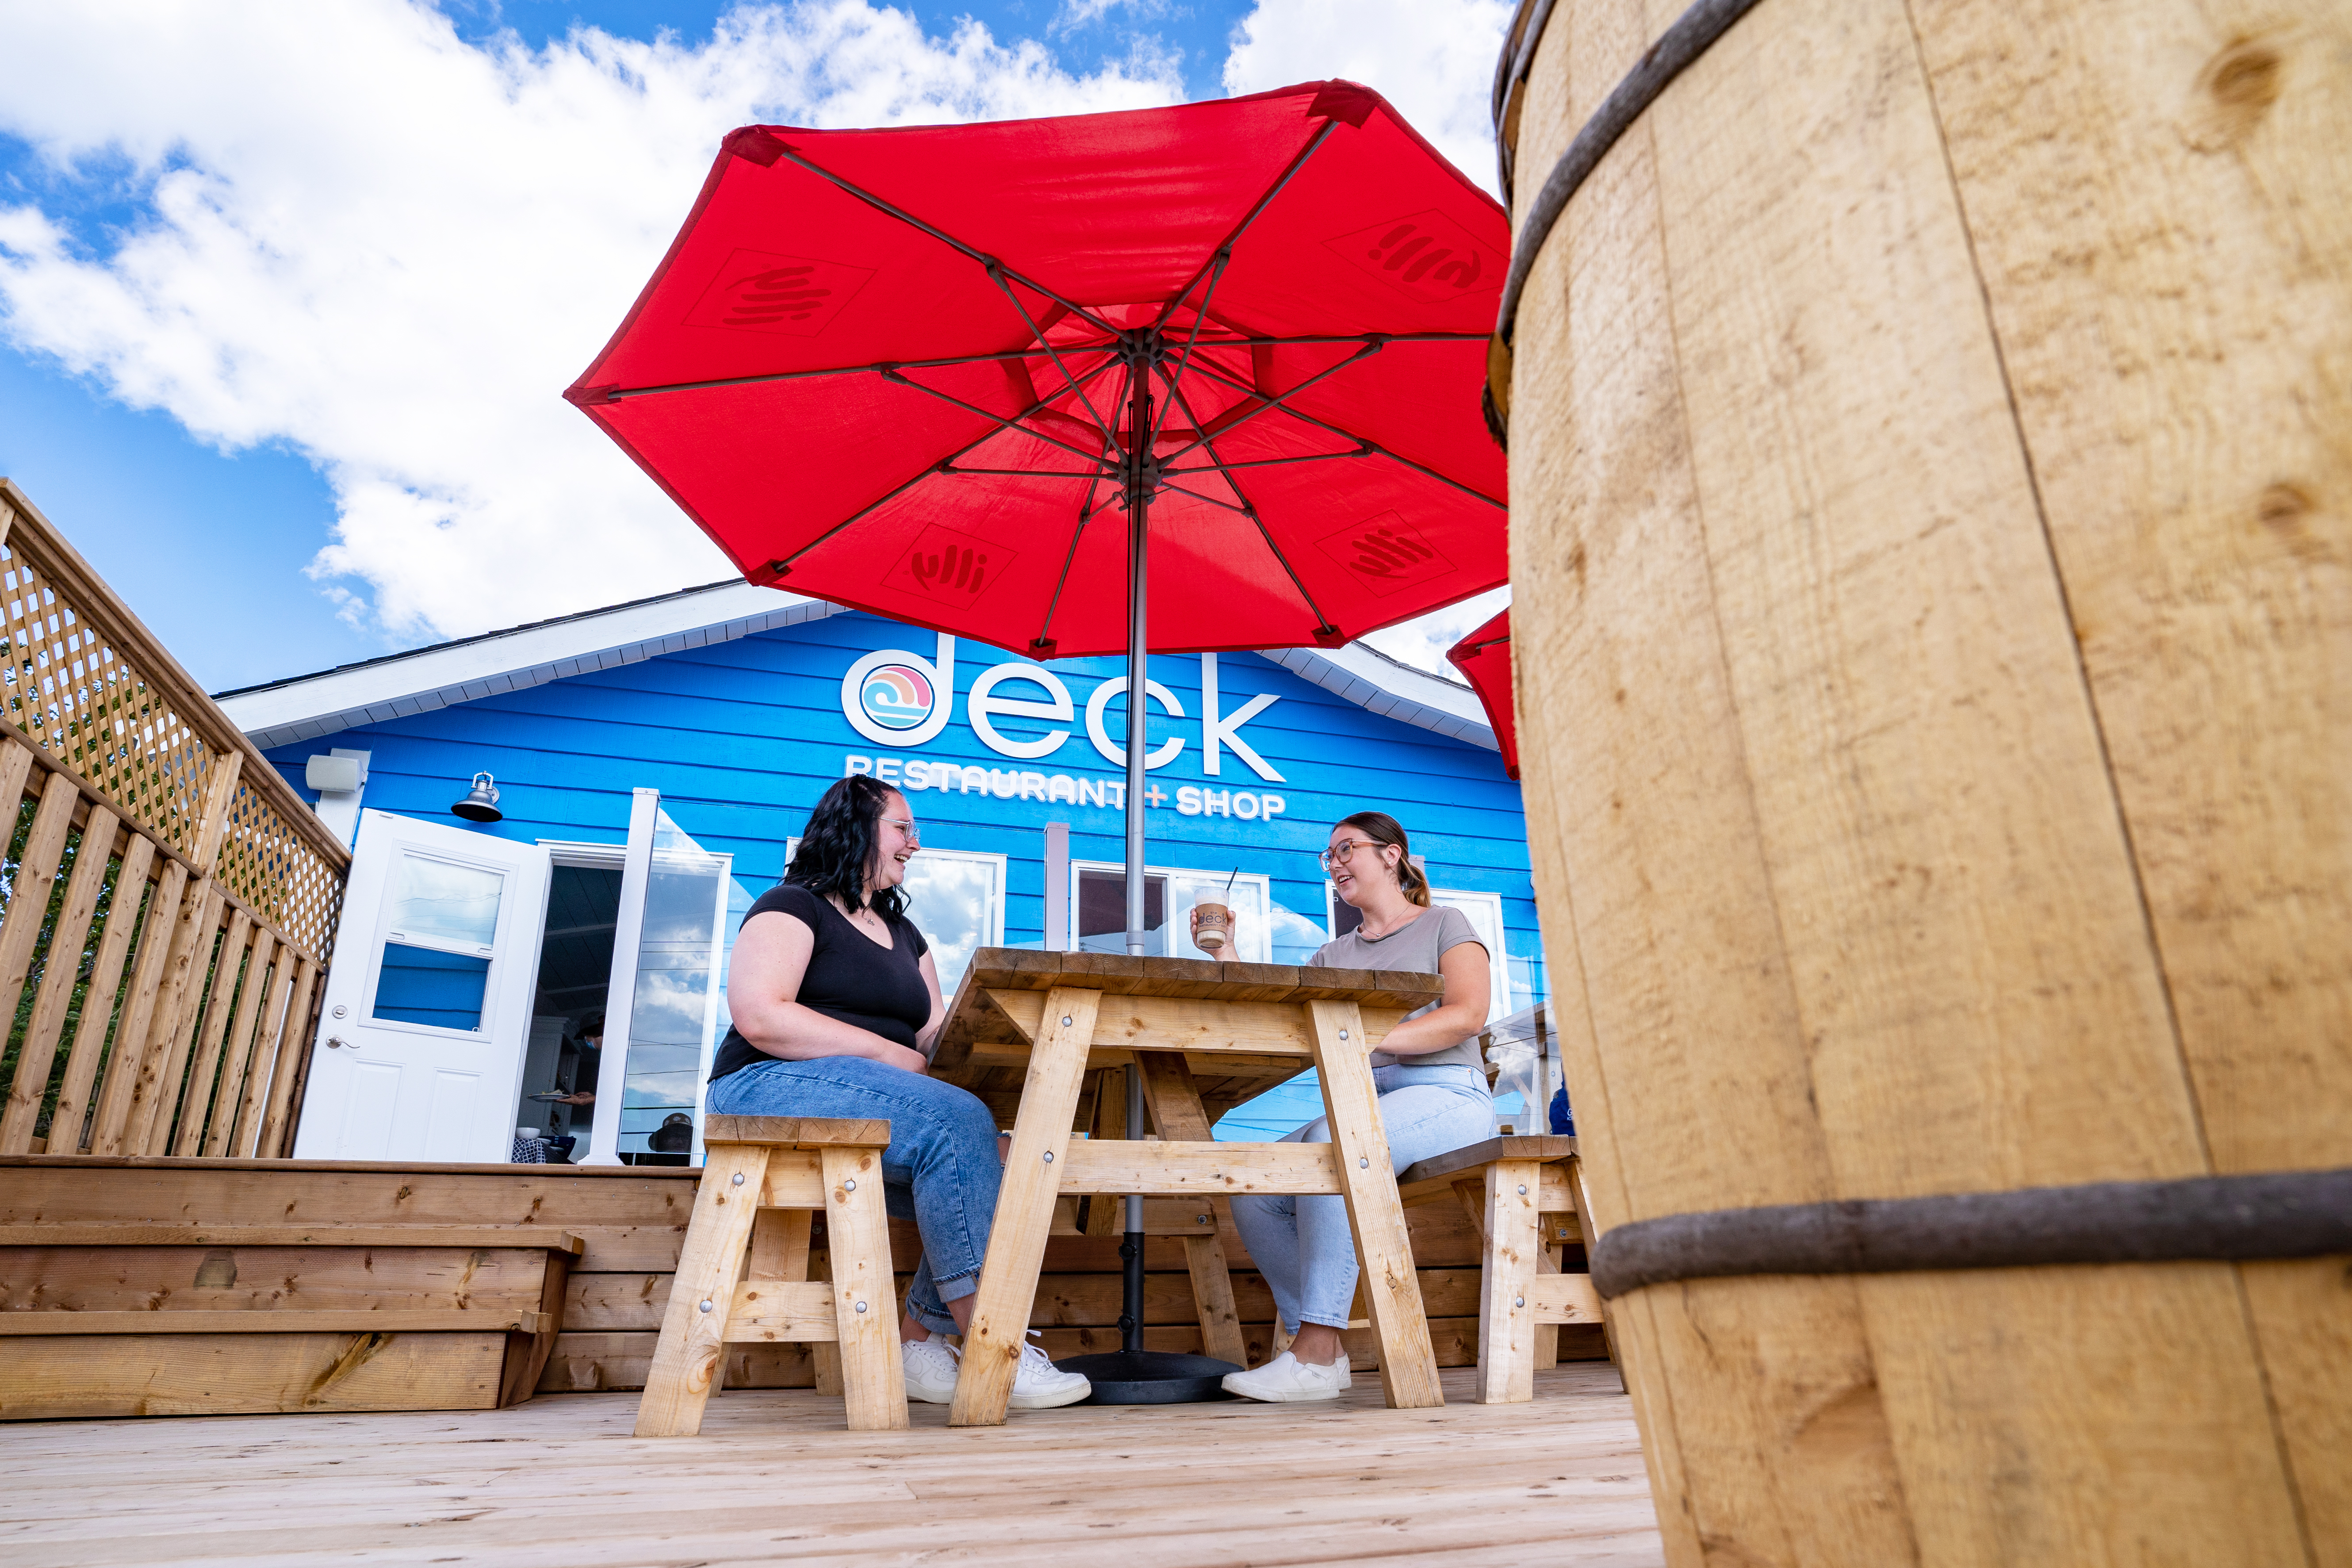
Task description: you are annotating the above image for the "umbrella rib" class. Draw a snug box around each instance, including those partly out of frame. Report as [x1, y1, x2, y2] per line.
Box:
[1154, 479, 1253, 515]
[982, 266, 1119, 448]
[1185, 357, 1507, 508]
[1161, 449, 1371, 476]
[1154, 120, 1339, 334]
[1147, 248, 1231, 449]
[1158, 340, 1383, 466]
[772, 147, 1122, 337]
[772, 364, 1120, 573]
[883, 365, 1119, 470]
[939, 466, 1107, 478]
[600, 348, 1060, 401]
[1031, 475, 1104, 653]
[1153, 363, 1339, 637]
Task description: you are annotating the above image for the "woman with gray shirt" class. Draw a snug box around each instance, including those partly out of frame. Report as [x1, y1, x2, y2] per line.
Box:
[1193, 810, 1493, 1402]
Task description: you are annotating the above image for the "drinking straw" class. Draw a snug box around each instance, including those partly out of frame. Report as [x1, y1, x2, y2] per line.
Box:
[1223, 867, 1239, 897]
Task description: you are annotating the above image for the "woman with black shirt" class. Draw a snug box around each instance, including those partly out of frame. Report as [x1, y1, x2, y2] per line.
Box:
[705, 775, 1090, 1411]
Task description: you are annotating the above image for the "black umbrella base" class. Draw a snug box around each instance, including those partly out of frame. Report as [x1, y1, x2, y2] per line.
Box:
[1055, 1349, 1242, 1405]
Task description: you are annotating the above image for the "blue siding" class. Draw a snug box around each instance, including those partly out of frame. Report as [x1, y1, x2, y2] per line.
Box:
[263, 612, 1542, 1135]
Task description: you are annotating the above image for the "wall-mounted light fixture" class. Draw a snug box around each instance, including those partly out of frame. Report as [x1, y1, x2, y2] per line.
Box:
[452, 771, 503, 823]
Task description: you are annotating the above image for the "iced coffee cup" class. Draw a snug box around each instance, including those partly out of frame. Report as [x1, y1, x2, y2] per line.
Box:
[1191, 901, 1231, 953]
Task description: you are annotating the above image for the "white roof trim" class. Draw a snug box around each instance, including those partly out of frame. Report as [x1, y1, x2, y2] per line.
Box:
[1256, 643, 1498, 752]
[220, 583, 843, 751]
[218, 581, 1498, 755]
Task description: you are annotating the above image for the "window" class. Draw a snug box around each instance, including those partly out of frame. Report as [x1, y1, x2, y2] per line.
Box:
[898, 849, 1007, 997]
[1429, 888, 1510, 1026]
[783, 839, 1006, 999]
[371, 851, 504, 1031]
[1071, 862, 1272, 962]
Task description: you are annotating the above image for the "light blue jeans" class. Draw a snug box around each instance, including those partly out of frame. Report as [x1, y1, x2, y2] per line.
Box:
[1226, 1062, 1494, 1335]
[706, 1056, 998, 1335]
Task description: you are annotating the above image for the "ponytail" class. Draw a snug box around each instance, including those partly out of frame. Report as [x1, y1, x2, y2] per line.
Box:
[1338, 811, 1431, 908]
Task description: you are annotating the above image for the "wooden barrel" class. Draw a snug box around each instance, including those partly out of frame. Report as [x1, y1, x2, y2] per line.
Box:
[1492, 0, 2350, 1562]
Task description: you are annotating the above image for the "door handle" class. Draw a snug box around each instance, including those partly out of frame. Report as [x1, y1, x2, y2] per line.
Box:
[326, 1036, 349, 1049]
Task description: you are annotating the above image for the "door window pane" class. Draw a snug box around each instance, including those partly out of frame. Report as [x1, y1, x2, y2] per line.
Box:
[388, 854, 503, 952]
[1078, 869, 1164, 953]
[373, 943, 491, 1030]
[616, 810, 729, 1163]
[899, 852, 1004, 996]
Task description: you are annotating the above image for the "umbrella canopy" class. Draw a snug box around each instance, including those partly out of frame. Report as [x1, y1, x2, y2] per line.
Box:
[564, 81, 1508, 659]
[1445, 607, 1516, 780]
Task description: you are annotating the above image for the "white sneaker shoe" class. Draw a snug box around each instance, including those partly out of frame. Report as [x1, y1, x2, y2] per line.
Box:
[902, 1333, 960, 1403]
[1221, 1350, 1352, 1403]
[1007, 1332, 1092, 1410]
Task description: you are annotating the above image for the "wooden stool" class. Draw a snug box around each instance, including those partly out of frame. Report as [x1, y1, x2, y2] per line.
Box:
[635, 1115, 906, 1435]
[1396, 1135, 1613, 1403]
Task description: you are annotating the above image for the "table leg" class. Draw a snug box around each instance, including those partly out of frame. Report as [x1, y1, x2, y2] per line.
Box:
[636, 1142, 769, 1438]
[1136, 1050, 1249, 1368]
[1304, 999, 1443, 1409]
[949, 985, 1102, 1426]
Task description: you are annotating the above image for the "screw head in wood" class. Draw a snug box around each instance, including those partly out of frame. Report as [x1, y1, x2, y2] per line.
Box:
[731, 1172, 745, 1186]
[1196, 1214, 1210, 1225]
[1359, 1157, 1370, 1168]
[1042, 1150, 1054, 1162]
[699, 1300, 713, 1313]
[1338, 1029, 1349, 1040]
[1517, 1184, 1528, 1195]
[843, 1178, 856, 1191]
[854, 1300, 869, 1314]
[1515, 1296, 1525, 1309]
[1062, 1016, 1073, 1027]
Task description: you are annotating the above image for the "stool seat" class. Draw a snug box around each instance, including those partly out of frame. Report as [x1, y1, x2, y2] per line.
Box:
[635, 1115, 905, 1435]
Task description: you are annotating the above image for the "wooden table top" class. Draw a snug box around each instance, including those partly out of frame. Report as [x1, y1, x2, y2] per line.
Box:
[930, 948, 1444, 1131]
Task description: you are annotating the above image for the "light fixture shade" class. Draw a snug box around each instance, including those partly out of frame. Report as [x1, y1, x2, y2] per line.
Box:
[452, 772, 503, 823]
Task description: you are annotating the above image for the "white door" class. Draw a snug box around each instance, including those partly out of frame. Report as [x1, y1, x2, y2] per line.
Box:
[294, 810, 551, 1162]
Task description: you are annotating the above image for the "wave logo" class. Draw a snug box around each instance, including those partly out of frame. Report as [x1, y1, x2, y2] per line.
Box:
[683, 246, 875, 338]
[858, 663, 937, 733]
[1314, 511, 1456, 598]
[886, 521, 1015, 612]
[1322, 209, 1502, 307]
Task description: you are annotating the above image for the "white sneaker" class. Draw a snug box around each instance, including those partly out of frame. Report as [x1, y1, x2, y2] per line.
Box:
[1007, 1332, 1092, 1410]
[902, 1333, 960, 1403]
[1221, 1350, 1352, 1403]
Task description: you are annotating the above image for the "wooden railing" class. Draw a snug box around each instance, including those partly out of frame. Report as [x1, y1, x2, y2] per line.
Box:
[0, 479, 349, 1158]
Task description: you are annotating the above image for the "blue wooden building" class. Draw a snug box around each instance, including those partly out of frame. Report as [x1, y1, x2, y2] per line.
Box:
[219, 582, 1536, 1164]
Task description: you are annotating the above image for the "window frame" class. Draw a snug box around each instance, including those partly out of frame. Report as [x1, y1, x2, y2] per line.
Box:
[1068, 859, 1275, 962]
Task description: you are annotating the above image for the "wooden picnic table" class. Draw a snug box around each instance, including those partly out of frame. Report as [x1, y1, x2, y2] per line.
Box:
[927, 948, 1452, 1426]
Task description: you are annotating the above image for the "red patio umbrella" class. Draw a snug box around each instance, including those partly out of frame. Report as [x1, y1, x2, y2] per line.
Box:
[1444, 606, 1516, 780]
[567, 86, 1508, 1403]
[566, 81, 1508, 962]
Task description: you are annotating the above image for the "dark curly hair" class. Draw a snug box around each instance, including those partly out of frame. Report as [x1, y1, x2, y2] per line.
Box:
[785, 774, 909, 920]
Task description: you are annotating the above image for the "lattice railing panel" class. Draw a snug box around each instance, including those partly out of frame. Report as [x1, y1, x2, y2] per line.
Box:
[215, 777, 345, 961]
[0, 546, 221, 859]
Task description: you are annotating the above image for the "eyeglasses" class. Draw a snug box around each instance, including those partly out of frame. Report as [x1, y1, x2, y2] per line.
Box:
[881, 816, 920, 844]
[1321, 838, 1379, 869]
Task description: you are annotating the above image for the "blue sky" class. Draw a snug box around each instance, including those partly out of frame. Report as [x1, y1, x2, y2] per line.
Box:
[0, 0, 1506, 694]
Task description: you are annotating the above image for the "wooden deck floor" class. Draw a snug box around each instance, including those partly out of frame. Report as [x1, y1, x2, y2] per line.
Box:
[0, 1362, 1660, 1567]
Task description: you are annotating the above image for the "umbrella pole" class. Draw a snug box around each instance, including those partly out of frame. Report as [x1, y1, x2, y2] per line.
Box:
[1123, 338, 1152, 960]
[1054, 335, 1239, 1403]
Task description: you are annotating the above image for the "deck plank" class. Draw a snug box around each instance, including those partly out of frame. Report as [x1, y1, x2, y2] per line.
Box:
[0, 1364, 1658, 1565]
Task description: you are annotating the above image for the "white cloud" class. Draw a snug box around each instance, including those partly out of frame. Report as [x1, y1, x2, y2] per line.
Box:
[0, 0, 1507, 677]
[0, 0, 1181, 642]
[1223, 0, 1512, 199]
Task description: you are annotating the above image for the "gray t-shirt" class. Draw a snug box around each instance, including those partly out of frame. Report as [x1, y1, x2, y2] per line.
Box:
[1310, 904, 1488, 1071]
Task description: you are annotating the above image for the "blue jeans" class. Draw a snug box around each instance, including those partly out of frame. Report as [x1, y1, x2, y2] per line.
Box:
[706, 1056, 1000, 1335]
[1226, 1062, 1494, 1336]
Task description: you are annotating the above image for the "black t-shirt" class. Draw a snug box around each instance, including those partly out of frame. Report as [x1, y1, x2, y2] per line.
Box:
[706, 883, 931, 1083]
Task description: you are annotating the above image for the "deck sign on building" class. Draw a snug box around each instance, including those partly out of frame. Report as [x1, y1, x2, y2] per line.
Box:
[218, 583, 1534, 1167]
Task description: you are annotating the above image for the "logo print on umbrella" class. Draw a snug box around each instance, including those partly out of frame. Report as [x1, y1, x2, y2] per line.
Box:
[888, 523, 1015, 611]
[683, 247, 875, 337]
[1323, 211, 1500, 306]
[1315, 512, 1455, 598]
[858, 663, 937, 732]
